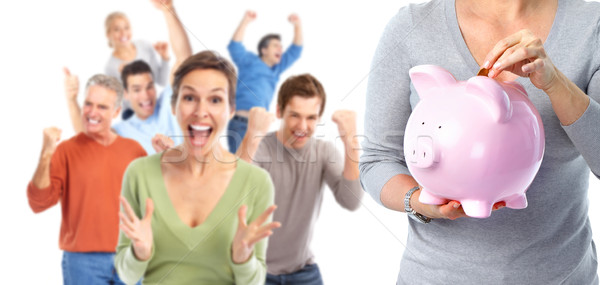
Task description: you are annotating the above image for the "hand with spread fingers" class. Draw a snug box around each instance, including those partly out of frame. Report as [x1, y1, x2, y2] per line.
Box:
[483, 29, 558, 91]
[231, 205, 281, 264]
[119, 197, 155, 261]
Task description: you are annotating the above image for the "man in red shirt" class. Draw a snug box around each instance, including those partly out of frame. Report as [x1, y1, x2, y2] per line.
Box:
[27, 74, 146, 284]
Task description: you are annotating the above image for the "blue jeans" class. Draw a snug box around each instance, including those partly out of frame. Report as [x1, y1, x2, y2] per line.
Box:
[62, 251, 139, 285]
[266, 263, 324, 285]
[227, 115, 248, 153]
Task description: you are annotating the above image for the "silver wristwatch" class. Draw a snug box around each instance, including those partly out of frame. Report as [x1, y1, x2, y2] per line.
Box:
[404, 186, 432, 224]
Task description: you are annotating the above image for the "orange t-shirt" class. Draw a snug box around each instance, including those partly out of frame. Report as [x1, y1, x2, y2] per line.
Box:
[27, 133, 146, 252]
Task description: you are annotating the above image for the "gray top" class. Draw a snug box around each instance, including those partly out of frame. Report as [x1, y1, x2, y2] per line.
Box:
[104, 39, 170, 87]
[360, 0, 600, 284]
[254, 132, 363, 275]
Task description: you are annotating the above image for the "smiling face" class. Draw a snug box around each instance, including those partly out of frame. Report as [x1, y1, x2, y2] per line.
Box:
[106, 15, 131, 48]
[261, 39, 283, 66]
[81, 85, 120, 136]
[125, 73, 157, 120]
[174, 69, 233, 157]
[277, 95, 322, 149]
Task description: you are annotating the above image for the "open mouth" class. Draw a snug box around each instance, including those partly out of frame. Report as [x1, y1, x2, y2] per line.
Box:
[139, 100, 153, 111]
[293, 130, 307, 140]
[188, 124, 213, 147]
[120, 37, 128, 43]
[87, 117, 100, 125]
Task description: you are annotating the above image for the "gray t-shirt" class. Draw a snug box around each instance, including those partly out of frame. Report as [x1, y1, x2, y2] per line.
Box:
[254, 132, 363, 275]
[104, 39, 170, 87]
[360, 0, 600, 284]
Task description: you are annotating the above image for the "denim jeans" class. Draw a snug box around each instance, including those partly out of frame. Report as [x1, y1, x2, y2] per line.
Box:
[266, 263, 324, 285]
[62, 251, 139, 285]
[227, 115, 248, 154]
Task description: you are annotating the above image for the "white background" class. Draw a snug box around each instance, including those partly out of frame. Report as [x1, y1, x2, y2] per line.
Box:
[1, 0, 598, 284]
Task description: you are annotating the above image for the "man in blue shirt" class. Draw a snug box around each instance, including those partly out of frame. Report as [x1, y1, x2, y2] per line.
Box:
[227, 10, 303, 153]
[112, 60, 182, 154]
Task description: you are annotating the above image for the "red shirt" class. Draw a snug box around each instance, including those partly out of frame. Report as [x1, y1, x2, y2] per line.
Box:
[27, 133, 146, 252]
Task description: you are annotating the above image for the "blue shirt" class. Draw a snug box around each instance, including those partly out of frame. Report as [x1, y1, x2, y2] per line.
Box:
[113, 87, 183, 154]
[227, 40, 302, 111]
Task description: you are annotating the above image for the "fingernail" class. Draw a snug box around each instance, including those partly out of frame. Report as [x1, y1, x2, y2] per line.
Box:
[522, 65, 531, 73]
[493, 62, 501, 70]
[453, 203, 460, 209]
[488, 70, 495, 77]
[483, 61, 490, 69]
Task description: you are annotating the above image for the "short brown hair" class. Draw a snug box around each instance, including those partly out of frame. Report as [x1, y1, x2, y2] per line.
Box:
[277, 74, 326, 116]
[171, 51, 237, 110]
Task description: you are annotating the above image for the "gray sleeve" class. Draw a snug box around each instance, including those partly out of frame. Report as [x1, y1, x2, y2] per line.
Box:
[562, 68, 600, 179]
[104, 56, 122, 83]
[251, 138, 272, 170]
[154, 57, 170, 87]
[323, 142, 363, 211]
[359, 12, 414, 206]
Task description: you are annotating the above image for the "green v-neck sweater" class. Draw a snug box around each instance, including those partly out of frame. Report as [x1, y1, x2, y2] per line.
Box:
[115, 153, 274, 285]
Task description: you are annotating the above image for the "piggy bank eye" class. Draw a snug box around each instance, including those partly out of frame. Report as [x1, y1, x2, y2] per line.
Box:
[438, 125, 442, 129]
[421, 122, 425, 125]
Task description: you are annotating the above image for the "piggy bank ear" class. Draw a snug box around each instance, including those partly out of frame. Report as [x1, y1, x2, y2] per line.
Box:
[466, 76, 512, 123]
[409, 65, 456, 100]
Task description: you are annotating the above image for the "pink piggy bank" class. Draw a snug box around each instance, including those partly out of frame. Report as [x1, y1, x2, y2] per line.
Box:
[404, 65, 545, 218]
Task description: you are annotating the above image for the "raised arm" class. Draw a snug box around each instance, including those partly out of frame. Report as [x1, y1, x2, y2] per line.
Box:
[332, 110, 360, 180]
[288, 13, 302, 46]
[27, 127, 64, 213]
[151, 0, 192, 83]
[63, 68, 83, 133]
[232, 11, 256, 42]
[236, 107, 275, 163]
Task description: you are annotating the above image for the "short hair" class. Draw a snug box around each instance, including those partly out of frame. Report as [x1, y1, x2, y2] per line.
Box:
[277, 74, 326, 117]
[171, 51, 237, 110]
[121, 60, 153, 90]
[105, 12, 128, 48]
[257, 34, 281, 57]
[85, 74, 124, 108]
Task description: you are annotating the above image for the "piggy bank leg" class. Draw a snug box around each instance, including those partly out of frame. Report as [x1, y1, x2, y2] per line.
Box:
[418, 189, 448, 205]
[503, 193, 528, 209]
[460, 200, 492, 218]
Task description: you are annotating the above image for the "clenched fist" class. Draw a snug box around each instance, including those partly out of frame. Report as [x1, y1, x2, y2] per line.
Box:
[331, 110, 357, 139]
[42, 127, 62, 155]
[153, 42, 170, 61]
[247, 107, 275, 139]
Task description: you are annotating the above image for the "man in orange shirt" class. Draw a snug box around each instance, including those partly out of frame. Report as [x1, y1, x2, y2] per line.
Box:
[27, 74, 146, 284]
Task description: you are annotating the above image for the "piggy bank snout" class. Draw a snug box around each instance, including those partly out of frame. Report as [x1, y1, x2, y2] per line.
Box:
[408, 136, 436, 168]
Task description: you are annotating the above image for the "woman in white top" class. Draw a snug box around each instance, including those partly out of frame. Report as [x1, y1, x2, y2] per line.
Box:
[104, 3, 171, 119]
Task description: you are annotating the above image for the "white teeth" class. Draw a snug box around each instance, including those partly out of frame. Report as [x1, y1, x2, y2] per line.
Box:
[190, 125, 211, 131]
[294, 131, 306, 137]
[88, 118, 99, 124]
[140, 101, 151, 107]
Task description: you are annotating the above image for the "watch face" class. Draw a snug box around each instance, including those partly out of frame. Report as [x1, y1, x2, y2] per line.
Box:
[408, 212, 431, 224]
